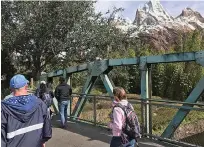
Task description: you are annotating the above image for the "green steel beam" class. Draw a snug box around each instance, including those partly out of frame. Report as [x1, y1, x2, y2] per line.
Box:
[140, 57, 150, 135]
[147, 64, 153, 136]
[46, 64, 88, 78]
[47, 69, 64, 77]
[62, 69, 72, 84]
[146, 52, 196, 64]
[42, 51, 203, 79]
[67, 74, 72, 86]
[195, 51, 204, 66]
[66, 63, 88, 74]
[161, 77, 204, 138]
[89, 60, 109, 76]
[100, 74, 114, 97]
[108, 76, 115, 88]
[109, 58, 139, 66]
[72, 76, 97, 118]
[52, 97, 59, 114]
[71, 60, 110, 117]
[108, 51, 203, 67]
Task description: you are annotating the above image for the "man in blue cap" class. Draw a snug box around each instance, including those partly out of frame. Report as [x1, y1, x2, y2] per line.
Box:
[1, 74, 52, 147]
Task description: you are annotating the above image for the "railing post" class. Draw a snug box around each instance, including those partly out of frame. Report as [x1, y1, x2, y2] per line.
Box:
[148, 64, 152, 136]
[141, 99, 145, 135]
[69, 96, 72, 120]
[140, 56, 150, 136]
[93, 96, 97, 126]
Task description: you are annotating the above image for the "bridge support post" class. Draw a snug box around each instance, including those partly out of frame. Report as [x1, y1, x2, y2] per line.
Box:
[148, 64, 152, 136]
[162, 77, 204, 138]
[63, 69, 72, 86]
[140, 57, 151, 136]
[72, 75, 97, 118]
[100, 74, 114, 97]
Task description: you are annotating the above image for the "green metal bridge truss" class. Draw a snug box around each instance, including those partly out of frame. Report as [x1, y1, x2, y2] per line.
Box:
[40, 51, 204, 140]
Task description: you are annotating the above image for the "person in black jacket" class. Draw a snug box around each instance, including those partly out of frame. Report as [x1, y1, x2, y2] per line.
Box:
[55, 77, 72, 128]
[1, 74, 52, 147]
[35, 81, 54, 119]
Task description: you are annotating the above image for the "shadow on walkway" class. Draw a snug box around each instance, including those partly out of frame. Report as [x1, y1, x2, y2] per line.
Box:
[51, 115, 111, 144]
[50, 115, 171, 147]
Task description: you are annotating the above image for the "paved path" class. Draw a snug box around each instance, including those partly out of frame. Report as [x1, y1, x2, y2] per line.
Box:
[46, 115, 170, 147]
[47, 121, 111, 147]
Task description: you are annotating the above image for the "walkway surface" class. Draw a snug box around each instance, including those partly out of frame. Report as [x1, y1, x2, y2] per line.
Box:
[47, 116, 169, 147]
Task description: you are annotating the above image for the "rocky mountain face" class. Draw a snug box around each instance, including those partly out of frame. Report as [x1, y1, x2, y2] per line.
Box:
[117, 0, 204, 50]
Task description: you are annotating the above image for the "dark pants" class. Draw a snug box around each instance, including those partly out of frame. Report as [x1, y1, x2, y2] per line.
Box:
[110, 136, 136, 147]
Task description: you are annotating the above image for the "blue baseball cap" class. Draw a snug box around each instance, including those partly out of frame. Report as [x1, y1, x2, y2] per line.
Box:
[10, 74, 29, 89]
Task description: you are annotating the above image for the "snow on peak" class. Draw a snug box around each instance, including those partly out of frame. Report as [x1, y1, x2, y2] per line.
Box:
[176, 7, 204, 28]
[115, 0, 204, 38]
[144, 0, 171, 20]
[134, 0, 173, 26]
[113, 0, 204, 50]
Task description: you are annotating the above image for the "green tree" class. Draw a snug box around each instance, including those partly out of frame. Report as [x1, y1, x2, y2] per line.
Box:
[2, 1, 127, 81]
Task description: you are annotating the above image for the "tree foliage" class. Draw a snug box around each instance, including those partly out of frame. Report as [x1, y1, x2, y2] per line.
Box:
[1, 1, 127, 80]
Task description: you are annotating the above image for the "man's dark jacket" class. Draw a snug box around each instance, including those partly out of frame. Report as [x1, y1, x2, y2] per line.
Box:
[55, 82, 72, 102]
[1, 94, 52, 147]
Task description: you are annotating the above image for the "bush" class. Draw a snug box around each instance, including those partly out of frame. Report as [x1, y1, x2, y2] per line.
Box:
[90, 89, 103, 95]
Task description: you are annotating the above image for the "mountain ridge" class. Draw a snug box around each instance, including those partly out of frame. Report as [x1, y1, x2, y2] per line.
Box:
[116, 0, 204, 50]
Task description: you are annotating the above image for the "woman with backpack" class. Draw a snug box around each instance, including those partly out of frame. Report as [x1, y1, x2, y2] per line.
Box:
[108, 87, 141, 147]
[35, 81, 54, 118]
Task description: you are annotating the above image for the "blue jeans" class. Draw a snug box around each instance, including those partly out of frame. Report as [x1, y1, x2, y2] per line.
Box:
[110, 136, 135, 147]
[59, 100, 70, 126]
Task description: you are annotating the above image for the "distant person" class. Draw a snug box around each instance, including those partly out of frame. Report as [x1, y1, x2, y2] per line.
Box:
[47, 81, 53, 92]
[46, 81, 55, 117]
[108, 87, 141, 147]
[35, 81, 46, 98]
[1, 74, 52, 147]
[55, 77, 72, 128]
[35, 81, 54, 118]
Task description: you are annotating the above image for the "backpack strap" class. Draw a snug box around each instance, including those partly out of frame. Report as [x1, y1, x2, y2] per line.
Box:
[113, 103, 128, 117]
[127, 102, 134, 111]
[113, 103, 133, 113]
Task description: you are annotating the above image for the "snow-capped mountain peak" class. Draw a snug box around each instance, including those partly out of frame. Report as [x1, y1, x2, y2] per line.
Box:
[115, 0, 204, 50]
[176, 7, 204, 29]
[134, 0, 173, 26]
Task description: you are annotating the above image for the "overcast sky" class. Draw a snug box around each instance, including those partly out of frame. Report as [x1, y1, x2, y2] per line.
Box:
[94, 1, 204, 21]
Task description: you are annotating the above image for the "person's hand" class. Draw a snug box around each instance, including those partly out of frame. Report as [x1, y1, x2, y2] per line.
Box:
[107, 122, 112, 131]
[107, 122, 112, 128]
[42, 143, 45, 147]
